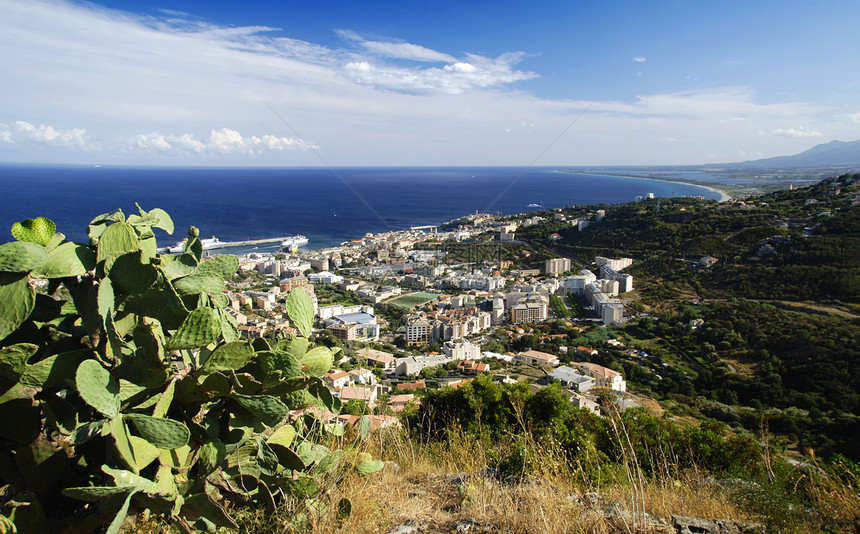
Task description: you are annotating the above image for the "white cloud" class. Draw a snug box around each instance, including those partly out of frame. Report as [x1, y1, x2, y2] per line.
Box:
[128, 129, 314, 155]
[342, 51, 536, 95]
[0, 121, 91, 148]
[771, 127, 823, 138]
[0, 0, 853, 166]
[634, 56, 647, 63]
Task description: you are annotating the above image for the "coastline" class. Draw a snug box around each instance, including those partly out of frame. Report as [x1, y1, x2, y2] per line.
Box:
[554, 170, 732, 202]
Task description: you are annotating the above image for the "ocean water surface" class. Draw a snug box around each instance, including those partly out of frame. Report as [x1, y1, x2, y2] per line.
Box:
[0, 165, 719, 250]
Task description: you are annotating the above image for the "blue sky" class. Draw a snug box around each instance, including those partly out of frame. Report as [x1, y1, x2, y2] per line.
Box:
[1, 0, 859, 166]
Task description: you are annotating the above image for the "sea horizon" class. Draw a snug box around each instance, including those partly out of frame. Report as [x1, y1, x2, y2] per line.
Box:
[0, 164, 723, 250]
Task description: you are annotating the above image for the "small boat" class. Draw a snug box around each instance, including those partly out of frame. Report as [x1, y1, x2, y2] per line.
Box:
[527, 203, 542, 208]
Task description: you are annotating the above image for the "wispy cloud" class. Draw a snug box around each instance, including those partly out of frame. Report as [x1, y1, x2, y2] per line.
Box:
[336, 30, 456, 63]
[633, 56, 647, 63]
[771, 127, 823, 138]
[0, 0, 851, 166]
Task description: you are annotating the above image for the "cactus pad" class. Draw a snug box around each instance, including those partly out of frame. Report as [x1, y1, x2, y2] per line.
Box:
[286, 288, 314, 338]
[36, 241, 96, 278]
[300, 346, 333, 377]
[194, 254, 239, 280]
[0, 241, 48, 272]
[125, 414, 191, 450]
[164, 307, 220, 350]
[96, 221, 140, 264]
[76, 359, 121, 419]
[10, 217, 56, 246]
[201, 341, 254, 373]
[232, 393, 288, 427]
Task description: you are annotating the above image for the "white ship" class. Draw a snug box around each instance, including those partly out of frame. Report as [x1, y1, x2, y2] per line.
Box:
[280, 235, 309, 249]
[166, 236, 226, 254]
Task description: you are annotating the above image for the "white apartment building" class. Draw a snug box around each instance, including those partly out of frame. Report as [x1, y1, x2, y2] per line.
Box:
[595, 256, 633, 271]
[441, 339, 481, 361]
[558, 270, 598, 295]
[545, 257, 572, 276]
[600, 265, 634, 293]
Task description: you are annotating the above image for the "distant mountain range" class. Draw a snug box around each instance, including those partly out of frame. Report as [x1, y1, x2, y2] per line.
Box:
[712, 139, 860, 169]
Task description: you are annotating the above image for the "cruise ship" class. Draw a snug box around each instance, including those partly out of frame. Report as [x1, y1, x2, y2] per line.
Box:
[165, 236, 226, 254]
[280, 235, 309, 253]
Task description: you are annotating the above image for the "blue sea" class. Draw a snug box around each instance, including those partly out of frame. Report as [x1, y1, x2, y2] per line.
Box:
[0, 165, 720, 250]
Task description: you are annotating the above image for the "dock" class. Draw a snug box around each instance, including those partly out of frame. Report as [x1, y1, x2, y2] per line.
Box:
[217, 237, 294, 248]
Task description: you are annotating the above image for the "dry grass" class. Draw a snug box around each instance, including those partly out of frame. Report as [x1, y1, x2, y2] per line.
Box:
[130, 427, 860, 534]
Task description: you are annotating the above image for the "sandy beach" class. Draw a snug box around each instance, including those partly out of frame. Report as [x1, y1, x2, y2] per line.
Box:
[554, 170, 732, 202]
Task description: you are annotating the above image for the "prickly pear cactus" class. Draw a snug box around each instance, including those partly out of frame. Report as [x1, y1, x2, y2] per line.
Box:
[0, 206, 380, 533]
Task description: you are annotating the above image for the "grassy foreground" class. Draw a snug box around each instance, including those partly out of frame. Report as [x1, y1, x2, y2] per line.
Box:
[131, 422, 859, 534]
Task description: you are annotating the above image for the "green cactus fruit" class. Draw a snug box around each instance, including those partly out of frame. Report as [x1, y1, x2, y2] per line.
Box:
[96, 221, 140, 264]
[0, 241, 48, 272]
[36, 241, 96, 278]
[356, 459, 385, 476]
[124, 414, 191, 449]
[164, 307, 220, 350]
[173, 273, 224, 296]
[76, 359, 120, 419]
[0, 273, 36, 341]
[300, 346, 333, 377]
[201, 341, 254, 373]
[10, 216, 56, 246]
[108, 251, 157, 295]
[232, 393, 288, 427]
[286, 288, 314, 338]
[194, 254, 239, 280]
[0, 343, 37, 381]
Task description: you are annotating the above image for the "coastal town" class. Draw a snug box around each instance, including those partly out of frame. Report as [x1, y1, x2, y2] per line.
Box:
[218, 206, 653, 426]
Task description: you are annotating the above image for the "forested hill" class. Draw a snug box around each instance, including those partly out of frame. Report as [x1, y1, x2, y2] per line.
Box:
[516, 174, 859, 458]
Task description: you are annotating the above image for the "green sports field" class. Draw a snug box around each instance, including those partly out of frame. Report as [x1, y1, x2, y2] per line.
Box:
[389, 292, 438, 309]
